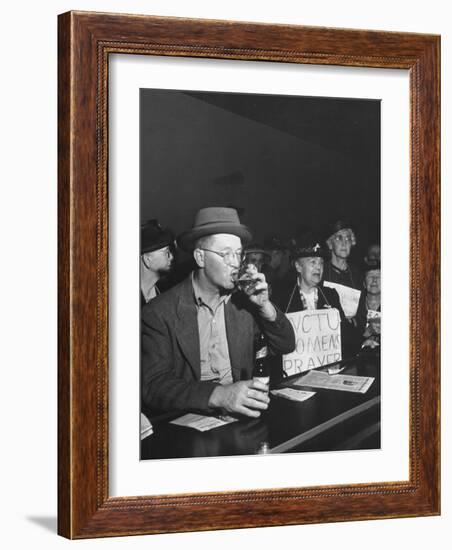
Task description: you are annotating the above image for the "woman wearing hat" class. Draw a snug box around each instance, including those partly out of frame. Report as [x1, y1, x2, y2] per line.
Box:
[271, 232, 358, 359]
[272, 233, 340, 312]
[323, 219, 364, 291]
[322, 220, 366, 336]
[141, 207, 295, 417]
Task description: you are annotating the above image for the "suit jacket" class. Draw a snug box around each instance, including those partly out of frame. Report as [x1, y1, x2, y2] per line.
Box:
[141, 275, 295, 413]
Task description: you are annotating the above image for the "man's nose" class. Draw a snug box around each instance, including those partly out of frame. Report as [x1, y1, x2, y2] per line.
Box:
[230, 255, 241, 268]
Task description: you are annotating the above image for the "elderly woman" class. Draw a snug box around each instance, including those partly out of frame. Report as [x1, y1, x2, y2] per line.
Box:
[271, 232, 359, 359]
[323, 219, 363, 290]
[322, 219, 366, 335]
[360, 263, 381, 349]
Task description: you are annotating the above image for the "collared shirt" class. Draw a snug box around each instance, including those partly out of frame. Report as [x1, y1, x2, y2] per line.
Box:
[142, 284, 159, 304]
[192, 275, 233, 384]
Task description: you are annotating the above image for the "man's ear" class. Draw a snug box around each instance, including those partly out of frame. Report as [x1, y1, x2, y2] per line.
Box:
[193, 248, 205, 268]
[326, 238, 333, 251]
[141, 253, 152, 269]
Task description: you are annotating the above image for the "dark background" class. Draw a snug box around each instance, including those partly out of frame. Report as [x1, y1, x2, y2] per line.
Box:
[140, 89, 380, 259]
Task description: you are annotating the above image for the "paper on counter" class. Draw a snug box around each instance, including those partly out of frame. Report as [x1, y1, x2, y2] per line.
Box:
[271, 388, 316, 402]
[170, 413, 238, 432]
[326, 364, 346, 375]
[140, 413, 153, 440]
[294, 370, 374, 394]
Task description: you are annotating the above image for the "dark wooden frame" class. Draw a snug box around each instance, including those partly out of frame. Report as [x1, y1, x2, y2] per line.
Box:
[58, 10, 440, 539]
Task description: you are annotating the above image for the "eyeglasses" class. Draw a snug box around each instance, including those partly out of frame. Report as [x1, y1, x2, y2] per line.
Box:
[332, 234, 352, 244]
[199, 247, 243, 265]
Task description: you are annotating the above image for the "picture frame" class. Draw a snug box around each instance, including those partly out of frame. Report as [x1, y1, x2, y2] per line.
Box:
[58, 10, 440, 538]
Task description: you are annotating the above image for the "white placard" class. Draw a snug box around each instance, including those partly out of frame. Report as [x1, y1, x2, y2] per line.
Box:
[283, 309, 342, 375]
[323, 281, 362, 318]
[109, 54, 409, 496]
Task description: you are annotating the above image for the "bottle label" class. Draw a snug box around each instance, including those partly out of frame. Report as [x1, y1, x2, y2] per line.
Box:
[255, 346, 268, 359]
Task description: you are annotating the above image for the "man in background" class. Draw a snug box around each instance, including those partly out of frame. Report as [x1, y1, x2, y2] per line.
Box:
[264, 234, 292, 284]
[140, 219, 174, 305]
[363, 242, 381, 269]
[140, 219, 174, 439]
[243, 242, 275, 289]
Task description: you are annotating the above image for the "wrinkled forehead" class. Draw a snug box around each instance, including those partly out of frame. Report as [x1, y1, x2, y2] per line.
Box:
[333, 228, 353, 238]
[209, 233, 242, 249]
[366, 269, 381, 278]
[298, 256, 324, 265]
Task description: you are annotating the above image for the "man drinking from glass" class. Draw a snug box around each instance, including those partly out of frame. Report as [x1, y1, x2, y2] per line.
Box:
[141, 207, 295, 417]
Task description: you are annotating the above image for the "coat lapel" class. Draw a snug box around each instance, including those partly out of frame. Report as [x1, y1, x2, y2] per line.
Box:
[225, 299, 246, 381]
[287, 285, 304, 313]
[175, 277, 201, 379]
[317, 286, 332, 309]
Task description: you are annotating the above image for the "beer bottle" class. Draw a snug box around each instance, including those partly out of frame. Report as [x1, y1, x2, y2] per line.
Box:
[253, 332, 270, 385]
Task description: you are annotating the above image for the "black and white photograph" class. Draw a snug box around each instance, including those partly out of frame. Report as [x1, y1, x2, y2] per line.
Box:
[139, 88, 381, 459]
[2, 0, 445, 545]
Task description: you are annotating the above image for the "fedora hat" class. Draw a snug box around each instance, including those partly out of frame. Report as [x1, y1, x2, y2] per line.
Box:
[141, 219, 174, 254]
[177, 207, 252, 252]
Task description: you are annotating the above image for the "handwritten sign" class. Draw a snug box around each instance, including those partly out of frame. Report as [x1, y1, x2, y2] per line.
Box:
[323, 281, 361, 318]
[283, 308, 342, 376]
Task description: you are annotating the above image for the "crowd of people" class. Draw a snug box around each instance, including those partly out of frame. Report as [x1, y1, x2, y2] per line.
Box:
[140, 207, 381, 422]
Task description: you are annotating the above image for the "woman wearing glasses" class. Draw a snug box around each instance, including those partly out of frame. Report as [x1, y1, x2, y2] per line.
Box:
[322, 220, 366, 347]
[323, 219, 363, 292]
